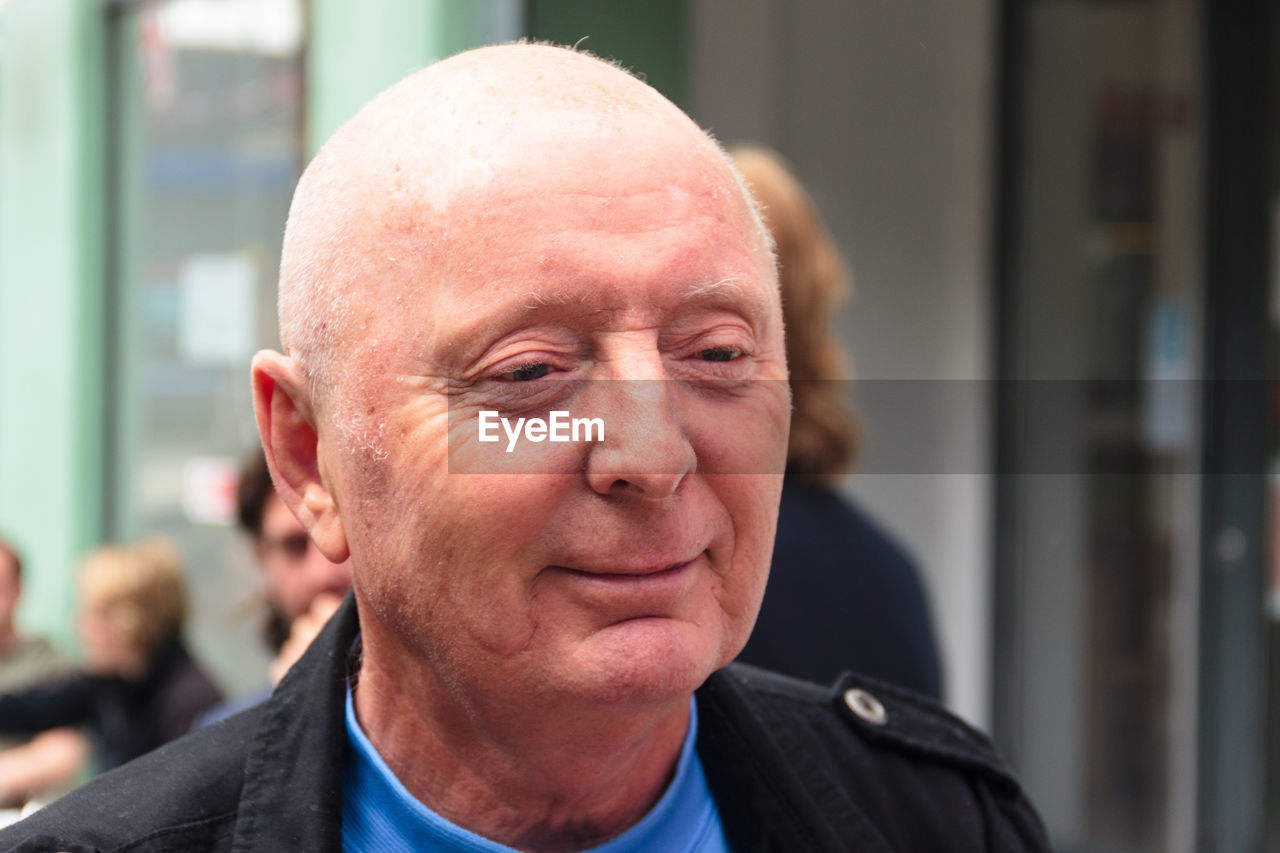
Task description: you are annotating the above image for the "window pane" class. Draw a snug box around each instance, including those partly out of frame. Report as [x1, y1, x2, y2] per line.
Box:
[997, 2, 1202, 850]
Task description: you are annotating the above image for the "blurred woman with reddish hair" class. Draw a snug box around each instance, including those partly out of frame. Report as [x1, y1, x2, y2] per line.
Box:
[732, 146, 943, 699]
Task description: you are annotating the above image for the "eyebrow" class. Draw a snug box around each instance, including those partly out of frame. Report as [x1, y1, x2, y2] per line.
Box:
[682, 278, 745, 300]
[675, 278, 770, 332]
[521, 278, 750, 312]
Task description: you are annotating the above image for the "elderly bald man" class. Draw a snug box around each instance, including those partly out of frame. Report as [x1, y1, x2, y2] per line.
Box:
[0, 45, 1047, 852]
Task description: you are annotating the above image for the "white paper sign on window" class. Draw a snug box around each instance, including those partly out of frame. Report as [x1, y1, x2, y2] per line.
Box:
[178, 251, 257, 365]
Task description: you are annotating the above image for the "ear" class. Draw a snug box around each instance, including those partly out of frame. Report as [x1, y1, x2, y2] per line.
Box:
[251, 351, 351, 564]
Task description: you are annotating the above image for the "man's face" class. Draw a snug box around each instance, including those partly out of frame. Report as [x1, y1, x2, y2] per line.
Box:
[76, 601, 139, 676]
[257, 493, 351, 625]
[321, 120, 789, 711]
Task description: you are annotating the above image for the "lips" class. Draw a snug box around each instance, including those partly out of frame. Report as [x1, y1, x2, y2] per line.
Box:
[543, 551, 708, 624]
[556, 552, 705, 578]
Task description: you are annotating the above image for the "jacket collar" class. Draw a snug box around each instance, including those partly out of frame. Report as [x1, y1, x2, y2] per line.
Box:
[229, 593, 876, 853]
[231, 592, 356, 851]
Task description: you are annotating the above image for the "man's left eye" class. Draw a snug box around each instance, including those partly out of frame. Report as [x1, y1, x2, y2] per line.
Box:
[698, 347, 741, 362]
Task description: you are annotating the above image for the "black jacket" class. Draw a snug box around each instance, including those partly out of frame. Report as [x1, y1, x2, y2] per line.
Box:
[739, 478, 943, 698]
[0, 596, 1048, 852]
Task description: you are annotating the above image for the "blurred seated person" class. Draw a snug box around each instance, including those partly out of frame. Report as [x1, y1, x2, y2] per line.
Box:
[197, 450, 352, 726]
[0, 538, 85, 808]
[0, 538, 222, 773]
[731, 146, 943, 699]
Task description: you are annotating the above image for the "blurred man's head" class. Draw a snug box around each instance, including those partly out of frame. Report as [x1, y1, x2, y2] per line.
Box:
[254, 44, 789, 716]
[236, 451, 351, 647]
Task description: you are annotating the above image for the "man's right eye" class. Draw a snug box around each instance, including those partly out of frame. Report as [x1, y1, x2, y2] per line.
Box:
[698, 346, 742, 362]
[503, 362, 551, 382]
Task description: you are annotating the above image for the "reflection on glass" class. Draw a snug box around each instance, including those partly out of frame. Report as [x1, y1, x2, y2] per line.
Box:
[998, 1, 1201, 850]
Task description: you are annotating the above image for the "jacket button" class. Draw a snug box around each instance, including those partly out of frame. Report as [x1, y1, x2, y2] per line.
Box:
[844, 687, 887, 726]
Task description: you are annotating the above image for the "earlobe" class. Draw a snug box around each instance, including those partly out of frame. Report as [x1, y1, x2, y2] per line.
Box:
[251, 351, 351, 563]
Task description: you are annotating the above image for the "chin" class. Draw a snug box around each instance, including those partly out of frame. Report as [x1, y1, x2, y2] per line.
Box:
[556, 618, 725, 709]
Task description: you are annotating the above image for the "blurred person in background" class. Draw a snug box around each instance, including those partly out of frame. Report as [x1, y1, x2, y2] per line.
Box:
[0, 537, 221, 774]
[197, 450, 351, 725]
[731, 146, 944, 699]
[0, 538, 85, 808]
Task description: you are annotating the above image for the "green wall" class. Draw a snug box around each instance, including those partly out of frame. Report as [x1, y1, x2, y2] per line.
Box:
[307, 0, 517, 155]
[0, 0, 107, 650]
[527, 0, 688, 109]
[310, 0, 692, 152]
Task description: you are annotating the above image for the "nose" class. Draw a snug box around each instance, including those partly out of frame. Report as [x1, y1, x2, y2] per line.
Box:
[584, 379, 695, 499]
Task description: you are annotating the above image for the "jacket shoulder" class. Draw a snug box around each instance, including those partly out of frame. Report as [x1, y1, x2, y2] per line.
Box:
[704, 663, 1050, 851]
[0, 703, 262, 852]
[727, 662, 1023, 790]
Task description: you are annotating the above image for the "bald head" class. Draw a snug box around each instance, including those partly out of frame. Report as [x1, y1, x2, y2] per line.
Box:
[252, 42, 791, 771]
[279, 44, 763, 409]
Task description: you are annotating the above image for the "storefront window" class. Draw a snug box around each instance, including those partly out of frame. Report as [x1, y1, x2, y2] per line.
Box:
[996, 2, 1202, 849]
[107, 0, 304, 692]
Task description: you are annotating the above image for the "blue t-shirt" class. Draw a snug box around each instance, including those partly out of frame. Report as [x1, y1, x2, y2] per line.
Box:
[342, 688, 729, 853]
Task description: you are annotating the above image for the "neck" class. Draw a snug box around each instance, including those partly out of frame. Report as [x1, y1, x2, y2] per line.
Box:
[353, 624, 691, 853]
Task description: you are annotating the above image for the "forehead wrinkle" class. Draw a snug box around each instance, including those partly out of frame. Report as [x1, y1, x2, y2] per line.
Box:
[523, 290, 588, 310]
[506, 276, 774, 338]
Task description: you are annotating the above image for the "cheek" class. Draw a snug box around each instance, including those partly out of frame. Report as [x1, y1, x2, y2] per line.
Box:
[259, 562, 288, 596]
[427, 474, 574, 606]
[684, 385, 791, 476]
[347, 461, 573, 638]
[78, 616, 117, 664]
[714, 474, 783, 613]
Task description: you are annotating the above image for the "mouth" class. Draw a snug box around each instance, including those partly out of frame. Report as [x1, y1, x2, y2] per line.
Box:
[556, 552, 705, 580]
[545, 551, 708, 615]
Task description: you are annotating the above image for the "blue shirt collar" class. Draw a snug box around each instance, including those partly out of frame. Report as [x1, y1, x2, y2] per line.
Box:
[341, 685, 728, 852]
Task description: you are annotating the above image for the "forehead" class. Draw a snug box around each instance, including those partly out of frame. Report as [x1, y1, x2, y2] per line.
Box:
[446, 150, 756, 278]
[343, 123, 773, 363]
[375, 104, 754, 249]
